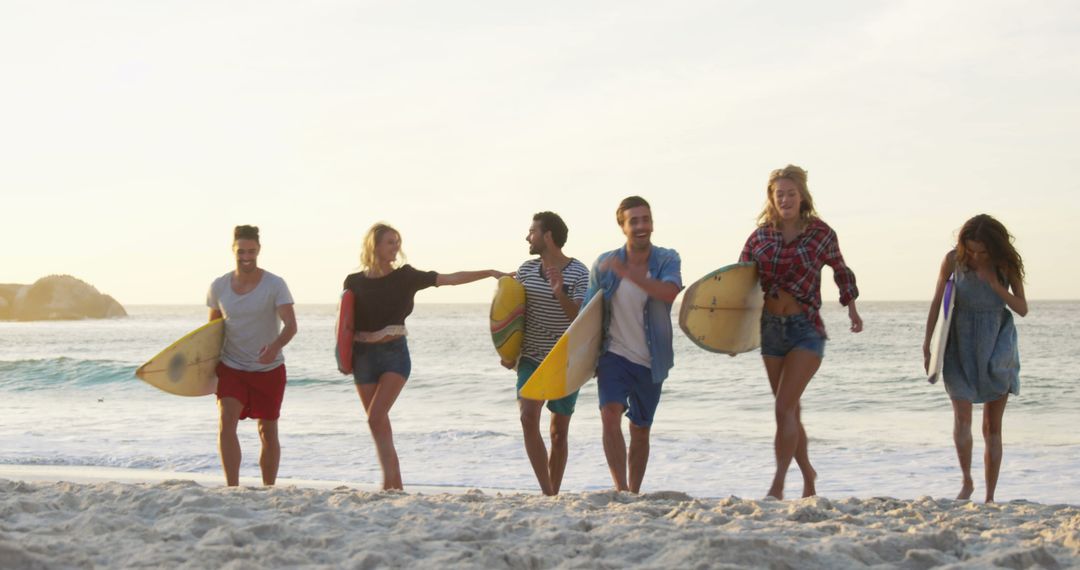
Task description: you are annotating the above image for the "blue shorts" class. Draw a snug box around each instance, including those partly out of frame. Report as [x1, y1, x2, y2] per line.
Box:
[760, 312, 825, 359]
[352, 337, 411, 385]
[596, 352, 662, 428]
[516, 357, 578, 416]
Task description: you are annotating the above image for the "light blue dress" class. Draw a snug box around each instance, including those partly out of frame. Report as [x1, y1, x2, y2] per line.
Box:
[942, 269, 1020, 403]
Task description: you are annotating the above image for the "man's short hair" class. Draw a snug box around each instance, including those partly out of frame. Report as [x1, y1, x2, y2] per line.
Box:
[234, 225, 260, 244]
[533, 211, 568, 248]
[616, 196, 650, 226]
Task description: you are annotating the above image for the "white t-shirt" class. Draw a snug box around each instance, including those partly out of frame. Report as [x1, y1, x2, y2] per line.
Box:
[607, 275, 651, 368]
[207, 270, 293, 372]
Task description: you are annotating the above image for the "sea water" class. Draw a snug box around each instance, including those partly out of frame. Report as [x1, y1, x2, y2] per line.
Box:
[1, 302, 1077, 503]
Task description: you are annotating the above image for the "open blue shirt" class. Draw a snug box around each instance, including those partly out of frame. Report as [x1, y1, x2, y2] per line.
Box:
[584, 244, 682, 384]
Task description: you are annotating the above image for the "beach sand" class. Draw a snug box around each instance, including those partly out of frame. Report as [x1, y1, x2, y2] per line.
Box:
[1, 467, 1077, 569]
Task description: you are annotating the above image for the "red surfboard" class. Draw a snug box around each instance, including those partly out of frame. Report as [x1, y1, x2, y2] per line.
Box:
[336, 290, 355, 374]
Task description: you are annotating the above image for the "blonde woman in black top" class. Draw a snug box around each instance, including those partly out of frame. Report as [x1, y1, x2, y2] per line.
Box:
[342, 222, 510, 490]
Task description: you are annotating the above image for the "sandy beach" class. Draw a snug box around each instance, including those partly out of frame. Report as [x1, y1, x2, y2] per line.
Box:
[2, 467, 1077, 569]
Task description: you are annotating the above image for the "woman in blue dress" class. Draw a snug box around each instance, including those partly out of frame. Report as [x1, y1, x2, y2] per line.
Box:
[923, 214, 1027, 503]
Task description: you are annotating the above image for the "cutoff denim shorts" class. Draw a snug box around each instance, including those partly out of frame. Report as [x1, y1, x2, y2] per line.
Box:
[760, 311, 826, 359]
[352, 337, 411, 385]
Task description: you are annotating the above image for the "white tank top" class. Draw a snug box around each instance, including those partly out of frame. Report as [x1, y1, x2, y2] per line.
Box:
[607, 275, 651, 368]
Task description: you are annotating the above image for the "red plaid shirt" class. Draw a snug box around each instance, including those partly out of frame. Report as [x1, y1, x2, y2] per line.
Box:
[739, 218, 858, 338]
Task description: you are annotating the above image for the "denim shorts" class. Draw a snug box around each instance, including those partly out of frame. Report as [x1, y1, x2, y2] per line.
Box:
[516, 357, 579, 416]
[352, 337, 411, 385]
[596, 352, 662, 428]
[760, 312, 826, 359]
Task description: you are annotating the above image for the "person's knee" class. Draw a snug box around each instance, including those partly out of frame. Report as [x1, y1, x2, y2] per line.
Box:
[628, 423, 650, 443]
[257, 421, 279, 443]
[550, 419, 569, 447]
[774, 399, 799, 424]
[982, 417, 1002, 439]
[600, 404, 624, 427]
[366, 411, 390, 434]
[519, 406, 541, 430]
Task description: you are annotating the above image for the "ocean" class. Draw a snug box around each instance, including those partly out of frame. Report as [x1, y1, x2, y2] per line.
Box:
[1, 301, 1077, 503]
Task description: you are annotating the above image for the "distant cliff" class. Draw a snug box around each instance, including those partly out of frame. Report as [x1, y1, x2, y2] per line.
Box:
[0, 275, 126, 321]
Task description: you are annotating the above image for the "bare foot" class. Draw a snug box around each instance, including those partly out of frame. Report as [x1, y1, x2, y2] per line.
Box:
[802, 468, 818, 498]
[766, 484, 783, 501]
[956, 480, 974, 500]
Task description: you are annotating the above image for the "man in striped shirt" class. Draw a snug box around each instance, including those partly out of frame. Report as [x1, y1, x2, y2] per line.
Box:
[504, 211, 590, 495]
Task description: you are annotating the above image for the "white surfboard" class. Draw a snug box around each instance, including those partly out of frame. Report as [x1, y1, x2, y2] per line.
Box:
[519, 292, 604, 401]
[135, 319, 224, 396]
[927, 274, 956, 384]
[679, 262, 764, 355]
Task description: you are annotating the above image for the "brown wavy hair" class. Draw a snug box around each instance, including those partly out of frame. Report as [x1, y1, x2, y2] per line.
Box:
[756, 165, 818, 227]
[956, 214, 1024, 283]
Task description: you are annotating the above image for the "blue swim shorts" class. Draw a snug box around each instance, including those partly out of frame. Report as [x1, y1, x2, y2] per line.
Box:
[596, 351, 662, 428]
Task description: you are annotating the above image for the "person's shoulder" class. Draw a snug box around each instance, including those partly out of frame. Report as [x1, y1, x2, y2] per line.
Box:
[210, 271, 232, 288]
[746, 224, 772, 240]
[651, 244, 681, 260]
[567, 258, 589, 273]
[260, 270, 287, 285]
[807, 218, 833, 234]
[518, 258, 540, 273]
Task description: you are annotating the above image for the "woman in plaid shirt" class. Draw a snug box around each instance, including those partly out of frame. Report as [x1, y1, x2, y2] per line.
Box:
[740, 165, 863, 500]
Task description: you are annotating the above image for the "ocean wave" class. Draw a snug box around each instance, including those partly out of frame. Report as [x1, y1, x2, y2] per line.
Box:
[0, 358, 139, 391]
[0, 358, 343, 392]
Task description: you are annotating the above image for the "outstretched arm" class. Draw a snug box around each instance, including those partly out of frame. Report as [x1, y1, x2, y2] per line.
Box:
[436, 269, 511, 287]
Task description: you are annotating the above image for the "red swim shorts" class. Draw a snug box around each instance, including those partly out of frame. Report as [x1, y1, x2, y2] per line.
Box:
[215, 362, 287, 420]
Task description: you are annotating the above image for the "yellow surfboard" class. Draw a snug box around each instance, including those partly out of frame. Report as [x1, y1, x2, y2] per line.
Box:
[135, 319, 224, 396]
[679, 262, 763, 355]
[490, 277, 526, 363]
[519, 291, 604, 401]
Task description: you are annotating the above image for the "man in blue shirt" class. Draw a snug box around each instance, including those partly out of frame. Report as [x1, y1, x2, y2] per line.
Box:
[584, 196, 682, 493]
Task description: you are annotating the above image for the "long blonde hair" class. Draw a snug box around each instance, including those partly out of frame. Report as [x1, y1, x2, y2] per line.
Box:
[755, 164, 819, 227]
[360, 223, 406, 276]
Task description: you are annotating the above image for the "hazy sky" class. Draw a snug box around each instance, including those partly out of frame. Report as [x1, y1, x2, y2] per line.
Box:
[3, 1, 1077, 304]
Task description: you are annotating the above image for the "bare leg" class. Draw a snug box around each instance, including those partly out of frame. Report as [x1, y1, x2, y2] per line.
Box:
[357, 373, 407, 491]
[982, 394, 1008, 503]
[519, 399, 554, 495]
[218, 397, 243, 486]
[256, 419, 280, 486]
[601, 402, 630, 491]
[951, 398, 975, 500]
[548, 412, 571, 495]
[764, 356, 816, 497]
[628, 422, 651, 494]
[766, 350, 821, 500]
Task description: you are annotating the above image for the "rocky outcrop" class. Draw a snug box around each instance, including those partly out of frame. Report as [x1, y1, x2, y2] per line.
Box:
[0, 276, 126, 321]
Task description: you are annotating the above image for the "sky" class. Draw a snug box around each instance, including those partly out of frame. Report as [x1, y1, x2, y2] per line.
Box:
[2, 0, 1077, 304]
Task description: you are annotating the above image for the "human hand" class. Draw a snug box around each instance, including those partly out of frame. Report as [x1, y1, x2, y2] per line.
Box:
[848, 304, 864, 333]
[257, 344, 280, 364]
[500, 359, 515, 370]
[546, 266, 564, 297]
[600, 257, 628, 279]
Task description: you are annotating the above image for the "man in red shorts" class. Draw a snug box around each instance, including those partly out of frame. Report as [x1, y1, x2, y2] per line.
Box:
[207, 225, 297, 486]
